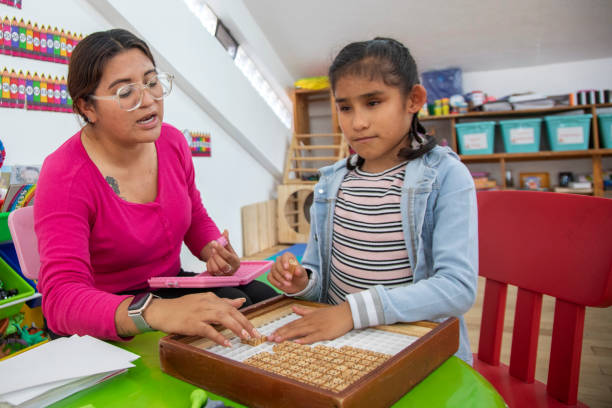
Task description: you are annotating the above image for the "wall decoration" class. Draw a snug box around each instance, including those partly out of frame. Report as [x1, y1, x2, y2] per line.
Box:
[185, 130, 211, 157]
[0, 139, 5, 172]
[0, 67, 72, 112]
[1, 183, 35, 212]
[1, 16, 82, 64]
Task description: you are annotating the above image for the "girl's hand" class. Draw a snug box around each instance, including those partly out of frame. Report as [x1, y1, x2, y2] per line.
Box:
[204, 230, 240, 276]
[268, 302, 354, 344]
[267, 253, 309, 294]
[144, 292, 260, 347]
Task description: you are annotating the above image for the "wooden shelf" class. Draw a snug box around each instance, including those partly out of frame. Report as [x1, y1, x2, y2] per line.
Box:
[417, 103, 612, 197]
[284, 89, 347, 184]
[420, 103, 612, 121]
[461, 149, 612, 162]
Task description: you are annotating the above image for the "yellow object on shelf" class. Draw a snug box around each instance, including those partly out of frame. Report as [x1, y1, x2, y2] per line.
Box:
[294, 76, 330, 90]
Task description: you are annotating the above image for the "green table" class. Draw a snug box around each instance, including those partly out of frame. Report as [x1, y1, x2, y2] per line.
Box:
[50, 332, 505, 408]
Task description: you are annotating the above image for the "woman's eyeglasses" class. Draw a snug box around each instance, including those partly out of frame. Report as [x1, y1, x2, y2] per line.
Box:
[89, 72, 174, 112]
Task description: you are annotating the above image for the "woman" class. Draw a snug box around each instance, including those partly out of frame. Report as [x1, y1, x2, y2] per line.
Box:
[34, 29, 275, 346]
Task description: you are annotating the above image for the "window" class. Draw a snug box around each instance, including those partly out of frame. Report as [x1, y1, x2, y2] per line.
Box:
[215, 21, 238, 59]
[184, 0, 292, 128]
[184, 0, 217, 35]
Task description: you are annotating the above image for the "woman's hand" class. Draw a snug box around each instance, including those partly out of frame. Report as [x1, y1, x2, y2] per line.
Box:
[267, 253, 309, 294]
[268, 302, 354, 344]
[144, 292, 260, 346]
[201, 230, 240, 276]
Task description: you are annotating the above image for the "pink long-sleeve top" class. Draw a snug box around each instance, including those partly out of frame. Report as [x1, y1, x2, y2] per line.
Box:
[34, 123, 220, 340]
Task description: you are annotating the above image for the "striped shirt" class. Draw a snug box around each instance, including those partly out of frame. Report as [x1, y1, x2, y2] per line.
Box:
[329, 162, 413, 327]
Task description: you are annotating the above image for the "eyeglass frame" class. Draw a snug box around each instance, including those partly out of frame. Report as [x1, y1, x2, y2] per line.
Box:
[88, 72, 174, 112]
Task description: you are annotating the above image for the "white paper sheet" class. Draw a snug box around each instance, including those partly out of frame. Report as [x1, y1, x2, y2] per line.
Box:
[0, 335, 139, 403]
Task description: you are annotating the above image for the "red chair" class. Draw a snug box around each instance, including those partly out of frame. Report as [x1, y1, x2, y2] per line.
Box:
[474, 190, 612, 407]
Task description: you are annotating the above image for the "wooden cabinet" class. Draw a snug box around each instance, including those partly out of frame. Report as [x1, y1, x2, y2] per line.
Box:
[420, 103, 612, 197]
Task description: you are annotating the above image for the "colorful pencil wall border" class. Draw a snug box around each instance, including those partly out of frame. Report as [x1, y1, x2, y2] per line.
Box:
[2, 16, 82, 64]
[1, 67, 73, 112]
[185, 130, 212, 157]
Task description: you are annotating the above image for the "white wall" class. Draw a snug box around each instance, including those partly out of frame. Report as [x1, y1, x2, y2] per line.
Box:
[0, 0, 288, 265]
[463, 57, 612, 98]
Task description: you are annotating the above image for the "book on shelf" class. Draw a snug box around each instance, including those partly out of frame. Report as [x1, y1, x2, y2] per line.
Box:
[553, 186, 593, 195]
[499, 92, 546, 103]
[473, 177, 498, 190]
[482, 100, 513, 112]
[511, 98, 555, 110]
[568, 181, 592, 189]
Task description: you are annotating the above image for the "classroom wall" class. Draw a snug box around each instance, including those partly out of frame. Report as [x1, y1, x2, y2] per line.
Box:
[463, 57, 612, 98]
[0, 0, 290, 265]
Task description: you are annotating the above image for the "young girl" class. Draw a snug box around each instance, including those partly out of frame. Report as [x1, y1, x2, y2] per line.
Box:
[267, 37, 478, 364]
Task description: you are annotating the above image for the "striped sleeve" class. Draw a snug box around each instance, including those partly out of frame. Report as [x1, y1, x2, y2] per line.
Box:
[346, 287, 386, 329]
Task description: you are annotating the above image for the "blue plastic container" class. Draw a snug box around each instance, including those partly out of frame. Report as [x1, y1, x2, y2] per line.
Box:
[499, 118, 542, 153]
[544, 114, 592, 151]
[598, 113, 612, 149]
[455, 121, 496, 155]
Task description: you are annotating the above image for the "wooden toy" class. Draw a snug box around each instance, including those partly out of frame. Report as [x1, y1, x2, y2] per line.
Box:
[277, 184, 313, 244]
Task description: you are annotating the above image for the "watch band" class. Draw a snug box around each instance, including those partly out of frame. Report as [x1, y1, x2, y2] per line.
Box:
[127, 293, 158, 333]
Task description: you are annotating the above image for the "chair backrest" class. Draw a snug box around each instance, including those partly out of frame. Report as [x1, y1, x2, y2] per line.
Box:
[476, 190, 612, 405]
[7, 206, 40, 280]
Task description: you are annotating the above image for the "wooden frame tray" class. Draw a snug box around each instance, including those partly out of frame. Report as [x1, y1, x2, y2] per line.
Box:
[159, 296, 459, 408]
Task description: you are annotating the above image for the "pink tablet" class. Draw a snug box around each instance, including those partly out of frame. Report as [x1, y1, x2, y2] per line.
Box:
[147, 260, 274, 289]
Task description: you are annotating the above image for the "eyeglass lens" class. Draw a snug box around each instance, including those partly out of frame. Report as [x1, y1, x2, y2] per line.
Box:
[117, 74, 172, 111]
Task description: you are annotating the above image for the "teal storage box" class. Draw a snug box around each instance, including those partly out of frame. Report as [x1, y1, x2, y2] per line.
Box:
[544, 114, 592, 151]
[455, 121, 496, 155]
[499, 118, 542, 153]
[598, 113, 612, 149]
[0, 255, 35, 318]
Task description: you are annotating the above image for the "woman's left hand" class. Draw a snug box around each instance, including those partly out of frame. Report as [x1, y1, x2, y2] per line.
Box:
[268, 302, 354, 344]
[203, 230, 240, 276]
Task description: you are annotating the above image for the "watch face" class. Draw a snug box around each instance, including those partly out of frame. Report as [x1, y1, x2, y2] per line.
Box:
[128, 292, 151, 311]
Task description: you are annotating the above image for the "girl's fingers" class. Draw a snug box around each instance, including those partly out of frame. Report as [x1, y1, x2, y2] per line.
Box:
[271, 319, 310, 342]
[294, 332, 322, 345]
[292, 305, 313, 316]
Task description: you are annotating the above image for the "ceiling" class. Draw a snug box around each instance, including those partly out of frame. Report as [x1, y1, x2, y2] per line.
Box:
[241, 0, 612, 81]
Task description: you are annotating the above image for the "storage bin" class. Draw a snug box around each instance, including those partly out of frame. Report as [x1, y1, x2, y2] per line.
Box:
[499, 118, 542, 153]
[544, 114, 592, 151]
[455, 121, 496, 155]
[598, 113, 612, 149]
[0, 255, 35, 319]
[0, 242, 37, 291]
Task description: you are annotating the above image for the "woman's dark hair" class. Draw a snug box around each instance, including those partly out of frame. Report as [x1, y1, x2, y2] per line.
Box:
[329, 37, 436, 169]
[68, 29, 155, 123]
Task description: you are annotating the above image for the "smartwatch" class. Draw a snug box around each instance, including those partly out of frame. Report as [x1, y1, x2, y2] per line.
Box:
[127, 292, 158, 333]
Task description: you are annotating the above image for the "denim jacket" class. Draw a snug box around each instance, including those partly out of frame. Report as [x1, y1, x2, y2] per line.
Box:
[296, 145, 478, 364]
